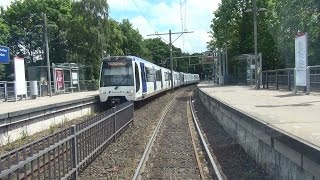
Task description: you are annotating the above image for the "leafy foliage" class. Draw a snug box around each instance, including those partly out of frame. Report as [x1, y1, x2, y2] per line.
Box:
[208, 0, 320, 70]
[0, 0, 199, 81]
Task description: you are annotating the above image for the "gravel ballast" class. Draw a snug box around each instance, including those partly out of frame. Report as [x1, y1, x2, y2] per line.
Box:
[78, 89, 185, 179]
[192, 91, 271, 179]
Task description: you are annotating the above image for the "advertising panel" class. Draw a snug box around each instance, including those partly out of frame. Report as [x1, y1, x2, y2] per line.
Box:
[295, 32, 308, 86]
[55, 69, 65, 91]
[14, 57, 27, 95]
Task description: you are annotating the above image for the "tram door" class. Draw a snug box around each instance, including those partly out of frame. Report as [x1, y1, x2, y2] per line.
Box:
[160, 69, 163, 89]
[140, 62, 147, 94]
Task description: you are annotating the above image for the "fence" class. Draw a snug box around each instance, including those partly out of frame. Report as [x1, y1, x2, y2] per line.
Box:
[307, 65, 320, 92]
[0, 80, 97, 102]
[0, 101, 134, 180]
[262, 68, 294, 90]
[262, 66, 320, 93]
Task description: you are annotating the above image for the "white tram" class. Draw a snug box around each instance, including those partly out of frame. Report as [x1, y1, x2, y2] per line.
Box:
[99, 56, 199, 105]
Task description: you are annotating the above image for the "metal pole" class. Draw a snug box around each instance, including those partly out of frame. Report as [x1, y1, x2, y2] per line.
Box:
[218, 51, 222, 85]
[188, 57, 190, 73]
[306, 66, 310, 95]
[226, 48, 228, 75]
[223, 51, 226, 84]
[253, 0, 259, 89]
[113, 107, 117, 142]
[169, 30, 174, 92]
[43, 13, 52, 97]
[71, 125, 78, 180]
[4, 82, 7, 102]
[260, 52, 262, 87]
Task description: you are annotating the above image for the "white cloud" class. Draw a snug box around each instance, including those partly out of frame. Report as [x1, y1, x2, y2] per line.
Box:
[0, 0, 13, 9]
[111, 0, 221, 53]
[1, 0, 220, 53]
[130, 15, 156, 35]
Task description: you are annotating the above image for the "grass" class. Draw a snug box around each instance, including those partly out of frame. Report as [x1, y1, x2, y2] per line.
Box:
[243, 169, 257, 179]
[20, 128, 28, 140]
[0, 113, 96, 156]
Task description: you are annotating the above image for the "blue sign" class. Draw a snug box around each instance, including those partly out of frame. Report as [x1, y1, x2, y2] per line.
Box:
[0, 46, 10, 64]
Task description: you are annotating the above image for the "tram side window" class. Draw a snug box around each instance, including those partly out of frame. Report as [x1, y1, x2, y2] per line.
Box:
[135, 63, 140, 92]
[156, 70, 161, 81]
[165, 72, 169, 81]
[146, 67, 155, 82]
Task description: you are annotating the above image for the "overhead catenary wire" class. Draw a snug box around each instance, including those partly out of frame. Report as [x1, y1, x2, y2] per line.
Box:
[180, 0, 185, 51]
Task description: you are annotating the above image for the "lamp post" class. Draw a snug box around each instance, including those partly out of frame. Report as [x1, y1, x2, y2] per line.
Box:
[245, 0, 267, 89]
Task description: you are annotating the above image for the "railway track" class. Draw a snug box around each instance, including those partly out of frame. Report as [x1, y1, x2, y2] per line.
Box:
[133, 88, 224, 179]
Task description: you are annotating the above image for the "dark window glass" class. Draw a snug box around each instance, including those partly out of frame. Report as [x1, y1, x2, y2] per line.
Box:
[100, 60, 134, 87]
[135, 62, 140, 92]
[146, 67, 156, 82]
[156, 70, 161, 81]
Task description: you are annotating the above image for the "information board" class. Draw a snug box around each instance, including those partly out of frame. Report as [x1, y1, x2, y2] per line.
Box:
[295, 32, 308, 86]
[72, 72, 78, 84]
[0, 46, 10, 63]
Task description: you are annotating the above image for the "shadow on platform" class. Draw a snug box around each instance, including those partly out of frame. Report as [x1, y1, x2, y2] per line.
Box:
[274, 94, 303, 98]
[255, 101, 320, 108]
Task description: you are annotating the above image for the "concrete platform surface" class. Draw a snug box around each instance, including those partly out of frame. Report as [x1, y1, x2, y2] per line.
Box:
[0, 91, 98, 114]
[198, 83, 320, 149]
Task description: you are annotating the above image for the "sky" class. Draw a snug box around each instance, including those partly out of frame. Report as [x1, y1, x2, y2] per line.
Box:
[0, 0, 221, 53]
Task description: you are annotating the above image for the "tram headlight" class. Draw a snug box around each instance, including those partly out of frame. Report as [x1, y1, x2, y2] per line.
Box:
[100, 90, 107, 94]
[127, 90, 134, 94]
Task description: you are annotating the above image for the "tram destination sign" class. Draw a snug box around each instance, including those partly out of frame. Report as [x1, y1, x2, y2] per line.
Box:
[0, 46, 10, 64]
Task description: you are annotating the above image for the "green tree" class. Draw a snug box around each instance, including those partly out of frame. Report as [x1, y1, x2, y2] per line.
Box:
[66, 0, 108, 79]
[145, 38, 169, 65]
[270, 0, 319, 67]
[3, 0, 72, 66]
[209, 0, 320, 72]
[0, 16, 10, 79]
[119, 19, 151, 60]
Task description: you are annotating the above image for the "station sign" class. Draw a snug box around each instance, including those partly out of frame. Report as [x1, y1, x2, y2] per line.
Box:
[0, 46, 10, 63]
[200, 56, 218, 64]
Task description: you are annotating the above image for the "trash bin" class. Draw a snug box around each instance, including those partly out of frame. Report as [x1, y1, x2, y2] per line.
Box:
[30, 81, 38, 99]
[41, 85, 48, 97]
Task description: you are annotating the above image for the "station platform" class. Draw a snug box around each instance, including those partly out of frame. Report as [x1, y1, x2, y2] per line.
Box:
[197, 83, 320, 150]
[0, 91, 99, 114]
[0, 91, 100, 145]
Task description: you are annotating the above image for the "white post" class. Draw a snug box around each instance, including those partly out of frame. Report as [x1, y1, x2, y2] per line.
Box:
[306, 66, 310, 95]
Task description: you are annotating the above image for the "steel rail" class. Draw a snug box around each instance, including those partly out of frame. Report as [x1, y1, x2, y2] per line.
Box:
[187, 90, 205, 180]
[189, 90, 225, 180]
[132, 91, 182, 180]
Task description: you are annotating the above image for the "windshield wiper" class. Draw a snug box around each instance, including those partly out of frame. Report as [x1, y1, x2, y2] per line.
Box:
[114, 74, 131, 90]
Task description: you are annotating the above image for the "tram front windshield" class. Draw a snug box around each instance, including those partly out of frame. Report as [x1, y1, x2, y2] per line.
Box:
[100, 59, 134, 87]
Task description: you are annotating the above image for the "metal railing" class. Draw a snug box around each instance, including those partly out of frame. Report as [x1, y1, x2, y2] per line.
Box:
[262, 66, 320, 93]
[0, 80, 98, 102]
[307, 65, 320, 93]
[0, 101, 134, 179]
[262, 68, 294, 90]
